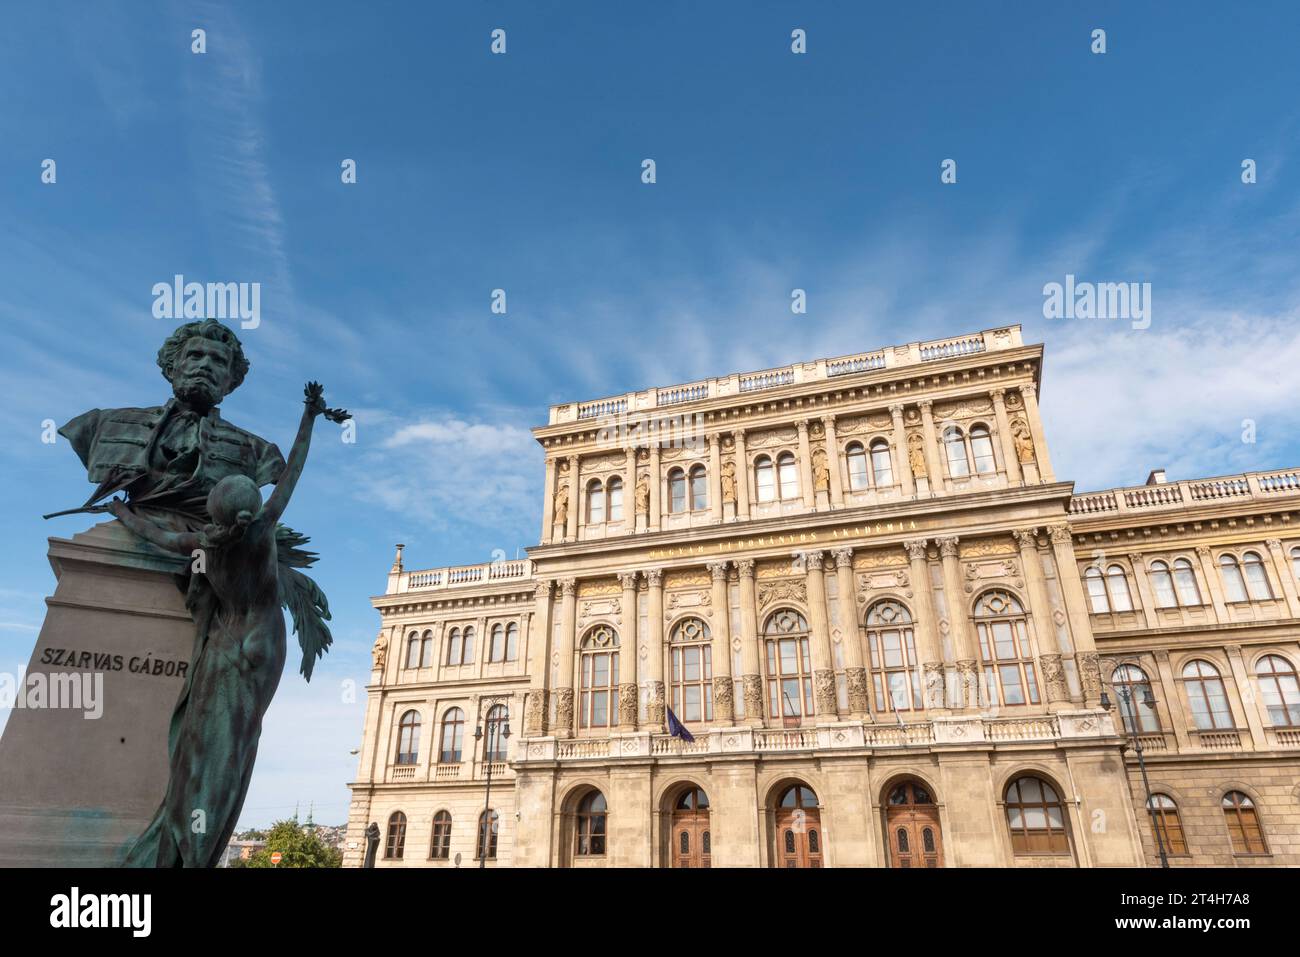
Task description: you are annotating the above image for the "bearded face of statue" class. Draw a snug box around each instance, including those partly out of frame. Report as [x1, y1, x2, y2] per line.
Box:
[171, 336, 236, 410]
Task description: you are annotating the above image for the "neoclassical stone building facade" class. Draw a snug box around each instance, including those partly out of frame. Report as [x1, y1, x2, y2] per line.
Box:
[344, 325, 1300, 868]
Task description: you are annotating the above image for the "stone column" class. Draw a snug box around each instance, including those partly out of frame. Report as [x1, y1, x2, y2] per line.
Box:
[648, 444, 661, 531]
[796, 420, 814, 507]
[645, 568, 666, 730]
[734, 430, 751, 520]
[737, 559, 763, 724]
[525, 579, 554, 735]
[937, 537, 977, 709]
[1264, 538, 1300, 617]
[565, 454, 580, 541]
[1153, 650, 1193, 751]
[618, 572, 640, 730]
[919, 399, 943, 494]
[1195, 545, 1229, 622]
[1018, 383, 1055, 481]
[804, 551, 839, 722]
[823, 415, 844, 507]
[708, 560, 735, 724]
[554, 578, 578, 737]
[831, 547, 868, 718]
[622, 446, 637, 528]
[1047, 524, 1101, 706]
[990, 388, 1023, 486]
[889, 403, 914, 497]
[540, 458, 557, 544]
[1015, 528, 1069, 710]
[708, 432, 723, 523]
[904, 539, 945, 712]
[1226, 646, 1268, 751]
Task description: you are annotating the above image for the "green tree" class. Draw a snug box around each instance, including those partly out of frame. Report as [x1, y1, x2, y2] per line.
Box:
[242, 818, 342, 868]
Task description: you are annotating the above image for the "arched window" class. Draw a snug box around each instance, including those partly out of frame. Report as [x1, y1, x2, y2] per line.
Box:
[969, 424, 996, 474]
[405, 632, 420, 669]
[865, 600, 921, 712]
[461, 626, 475, 664]
[1084, 567, 1110, 613]
[1146, 794, 1188, 856]
[1110, 664, 1160, 733]
[1220, 554, 1248, 603]
[943, 426, 969, 478]
[444, 627, 461, 666]
[1004, 777, 1069, 855]
[1106, 565, 1134, 611]
[777, 452, 799, 500]
[579, 625, 619, 728]
[430, 811, 452, 860]
[676, 787, 710, 810]
[1172, 558, 1201, 605]
[755, 456, 775, 503]
[689, 464, 708, 511]
[670, 617, 713, 723]
[476, 809, 499, 860]
[607, 476, 624, 522]
[505, 622, 519, 662]
[484, 704, 509, 761]
[1242, 551, 1273, 600]
[1222, 791, 1267, 855]
[385, 811, 407, 859]
[667, 468, 687, 513]
[1255, 654, 1300, 727]
[780, 784, 818, 809]
[870, 439, 894, 487]
[395, 710, 421, 765]
[764, 609, 814, 722]
[973, 591, 1039, 706]
[438, 707, 464, 764]
[585, 478, 605, 524]
[489, 624, 506, 662]
[428, 816, 454, 858]
[1148, 561, 1176, 608]
[575, 790, 608, 857]
[419, 630, 434, 667]
[846, 443, 869, 491]
[1181, 660, 1233, 730]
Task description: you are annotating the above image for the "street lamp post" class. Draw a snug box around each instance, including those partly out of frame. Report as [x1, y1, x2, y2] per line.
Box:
[1101, 664, 1169, 869]
[473, 697, 510, 869]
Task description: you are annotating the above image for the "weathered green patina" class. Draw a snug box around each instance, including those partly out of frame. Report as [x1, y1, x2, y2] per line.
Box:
[52, 321, 348, 867]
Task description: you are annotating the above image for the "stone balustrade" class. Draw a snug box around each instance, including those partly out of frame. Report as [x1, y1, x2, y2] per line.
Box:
[392, 559, 533, 595]
[1069, 469, 1300, 519]
[547, 325, 1024, 425]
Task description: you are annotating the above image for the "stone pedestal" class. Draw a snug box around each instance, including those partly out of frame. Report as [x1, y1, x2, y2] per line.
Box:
[0, 521, 192, 866]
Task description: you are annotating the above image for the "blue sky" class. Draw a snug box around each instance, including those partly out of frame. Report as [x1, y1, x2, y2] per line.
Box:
[2, 1, 1299, 829]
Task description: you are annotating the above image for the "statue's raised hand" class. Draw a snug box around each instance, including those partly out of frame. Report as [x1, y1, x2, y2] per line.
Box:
[303, 381, 350, 424]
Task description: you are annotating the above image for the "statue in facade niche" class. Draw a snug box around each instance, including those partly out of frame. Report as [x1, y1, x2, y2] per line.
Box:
[372, 631, 388, 669]
[720, 460, 737, 504]
[49, 320, 348, 868]
[812, 447, 830, 492]
[1010, 417, 1036, 463]
[635, 472, 650, 514]
[552, 481, 569, 526]
[907, 431, 927, 478]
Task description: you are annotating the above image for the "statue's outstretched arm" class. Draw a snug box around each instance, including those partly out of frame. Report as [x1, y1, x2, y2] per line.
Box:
[260, 382, 348, 529]
[107, 500, 201, 555]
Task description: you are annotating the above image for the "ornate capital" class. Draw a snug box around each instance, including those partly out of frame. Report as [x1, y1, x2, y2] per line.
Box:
[1266, 538, 1283, 551]
[736, 558, 756, 578]
[1013, 528, 1040, 551]
[804, 550, 826, 571]
[796, 419, 809, 435]
[831, 546, 854, 569]
[937, 536, 960, 558]
[1195, 545, 1212, 559]
[919, 399, 934, 411]
[821, 413, 836, 428]
[1048, 524, 1074, 545]
[733, 428, 746, 442]
[989, 387, 1006, 401]
[559, 578, 577, 597]
[646, 568, 664, 588]
[534, 579, 554, 599]
[888, 402, 905, 417]
[904, 538, 929, 562]
[707, 560, 730, 582]
[618, 571, 639, 590]
[1020, 383, 1037, 401]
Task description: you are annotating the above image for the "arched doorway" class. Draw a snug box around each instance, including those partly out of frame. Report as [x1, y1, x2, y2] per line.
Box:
[885, 779, 943, 868]
[774, 784, 823, 868]
[669, 786, 711, 868]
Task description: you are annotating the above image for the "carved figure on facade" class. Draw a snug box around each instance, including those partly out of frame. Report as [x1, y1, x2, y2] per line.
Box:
[552, 481, 569, 527]
[635, 472, 650, 515]
[1040, 652, 1068, 703]
[811, 446, 830, 492]
[1010, 417, 1036, 464]
[721, 460, 737, 504]
[757, 578, 807, 609]
[922, 662, 945, 709]
[742, 674, 763, 715]
[845, 667, 869, 713]
[371, 631, 388, 669]
[554, 687, 575, 732]
[713, 675, 735, 720]
[907, 431, 927, 478]
[814, 669, 837, 716]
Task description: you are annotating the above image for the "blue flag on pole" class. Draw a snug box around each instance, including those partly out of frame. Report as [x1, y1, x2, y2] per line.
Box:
[665, 707, 695, 743]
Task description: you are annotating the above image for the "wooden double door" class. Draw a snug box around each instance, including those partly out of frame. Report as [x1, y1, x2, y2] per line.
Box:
[669, 787, 712, 867]
[886, 780, 944, 868]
